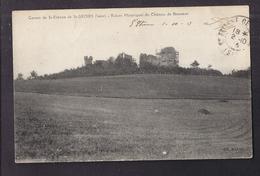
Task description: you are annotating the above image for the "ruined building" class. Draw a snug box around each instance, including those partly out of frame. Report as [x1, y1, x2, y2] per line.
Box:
[140, 47, 179, 67]
[84, 56, 93, 66]
[156, 47, 179, 67]
[117, 52, 134, 61]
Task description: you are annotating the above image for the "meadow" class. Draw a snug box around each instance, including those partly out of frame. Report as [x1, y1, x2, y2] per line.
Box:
[15, 74, 251, 99]
[14, 74, 252, 162]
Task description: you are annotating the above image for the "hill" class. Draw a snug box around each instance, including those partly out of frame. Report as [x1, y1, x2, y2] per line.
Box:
[14, 74, 252, 162]
[15, 74, 251, 100]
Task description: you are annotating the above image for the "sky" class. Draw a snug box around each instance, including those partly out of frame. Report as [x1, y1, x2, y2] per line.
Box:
[12, 6, 250, 78]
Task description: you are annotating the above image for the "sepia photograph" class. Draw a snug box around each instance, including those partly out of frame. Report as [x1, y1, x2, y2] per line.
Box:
[12, 6, 252, 163]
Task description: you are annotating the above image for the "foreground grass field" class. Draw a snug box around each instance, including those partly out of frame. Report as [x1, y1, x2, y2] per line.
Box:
[14, 74, 252, 162]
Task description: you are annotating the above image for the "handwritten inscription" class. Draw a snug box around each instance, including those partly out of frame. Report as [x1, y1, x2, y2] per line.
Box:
[129, 18, 192, 28]
[129, 19, 154, 27]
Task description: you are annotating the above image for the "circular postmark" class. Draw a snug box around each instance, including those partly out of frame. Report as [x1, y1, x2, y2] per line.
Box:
[218, 15, 249, 55]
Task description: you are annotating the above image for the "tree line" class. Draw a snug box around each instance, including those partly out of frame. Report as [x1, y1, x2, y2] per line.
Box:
[15, 54, 251, 80]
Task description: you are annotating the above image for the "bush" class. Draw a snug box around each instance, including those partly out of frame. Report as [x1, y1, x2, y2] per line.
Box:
[229, 68, 251, 78]
[139, 66, 222, 76]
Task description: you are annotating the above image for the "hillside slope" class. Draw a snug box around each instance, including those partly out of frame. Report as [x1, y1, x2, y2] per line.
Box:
[14, 74, 251, 99]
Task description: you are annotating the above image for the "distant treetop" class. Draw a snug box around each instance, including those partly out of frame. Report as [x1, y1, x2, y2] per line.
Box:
[157, 47, 177, 55]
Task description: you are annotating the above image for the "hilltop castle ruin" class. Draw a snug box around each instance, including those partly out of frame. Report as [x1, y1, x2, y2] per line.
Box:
[84, 56, 93, 66]
[140, 47, 179, 67]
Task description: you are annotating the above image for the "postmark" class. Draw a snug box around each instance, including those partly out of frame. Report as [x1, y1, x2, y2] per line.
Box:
[205, 15, 250, 55]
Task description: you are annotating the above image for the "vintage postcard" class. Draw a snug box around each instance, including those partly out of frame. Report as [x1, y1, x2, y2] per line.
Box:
[13, 6, 252, 163]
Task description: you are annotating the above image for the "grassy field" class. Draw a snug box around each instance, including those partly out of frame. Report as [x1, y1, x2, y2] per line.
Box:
[14, 74, 252, 162]
[15, 74, 251, 99]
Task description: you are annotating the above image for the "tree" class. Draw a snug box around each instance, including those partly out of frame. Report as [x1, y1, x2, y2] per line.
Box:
[27, 76, 32, 80]
[30, 70, 38, 79]
[230, 67, 250, 78]
[16, 73, 24, 80]
[107, 56, 115, 64]
[190, 60, 200, 68]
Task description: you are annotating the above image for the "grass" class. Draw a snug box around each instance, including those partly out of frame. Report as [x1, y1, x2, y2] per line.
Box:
[14, 74, 251, 99]
[14, 74, 252, 162]
[15, 94, 252, 162]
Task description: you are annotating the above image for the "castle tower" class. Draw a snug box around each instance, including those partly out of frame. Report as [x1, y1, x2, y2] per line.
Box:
[84, 56, 93, 66]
